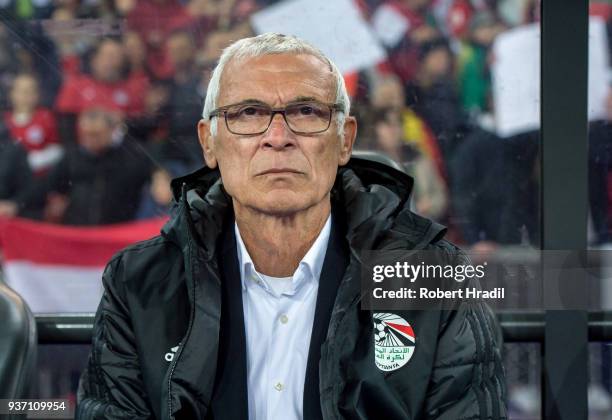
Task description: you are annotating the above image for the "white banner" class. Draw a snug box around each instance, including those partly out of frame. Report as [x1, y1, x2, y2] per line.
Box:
[251, 0, 387, 75]
[492, 18, 610, 138]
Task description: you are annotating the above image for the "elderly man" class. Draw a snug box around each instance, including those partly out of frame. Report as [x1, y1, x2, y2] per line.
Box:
[77, 33, 506, 420]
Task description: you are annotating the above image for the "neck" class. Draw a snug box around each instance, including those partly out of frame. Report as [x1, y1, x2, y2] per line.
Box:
[234, 198, 331, 277]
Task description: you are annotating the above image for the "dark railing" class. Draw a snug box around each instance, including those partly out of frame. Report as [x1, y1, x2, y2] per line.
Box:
[35, 311, 612, 344]
[37, 314, 94, 344]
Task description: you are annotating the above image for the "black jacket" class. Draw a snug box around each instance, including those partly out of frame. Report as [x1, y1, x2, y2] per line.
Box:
[30, 140, 151, 225]
[76, 157, 507, 419]
[0, 126, 32, 212]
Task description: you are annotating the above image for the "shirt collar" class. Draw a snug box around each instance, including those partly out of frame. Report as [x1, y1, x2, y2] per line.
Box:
[235, 215, 332, 294]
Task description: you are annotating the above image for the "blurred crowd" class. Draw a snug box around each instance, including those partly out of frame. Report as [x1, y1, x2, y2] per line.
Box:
[0, 0, 610, 247]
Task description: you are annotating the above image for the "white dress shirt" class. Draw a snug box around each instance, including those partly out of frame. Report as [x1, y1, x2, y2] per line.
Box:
[235, 215, 332, 420]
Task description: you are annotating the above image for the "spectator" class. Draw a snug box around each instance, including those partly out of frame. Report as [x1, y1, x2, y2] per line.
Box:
[456, 11, 505, 116]
[47, 8, 85, 78]
[0, 20, 60, 109]
[450, 127, 540, 245]
[186, 0, 257, 29]
[371, 75, 447, 181]
[198, 23, 253, 67]
[163, 29, 205, 168]
[0, 24, 20, 110]
[136, 161, 186, 219]
[125, 0, 190, 79]
[121, 31, 168, 147]
[370, 107, 448, 220]
[122, 31, 149, 82]
[31, 105, 151, 225]
[371, 0, 438, 83]
[405, 37, 467, 160]
[55, 38, 149, 143]
[127, 78, 172, 146]
[0, 122, 33, 218]
[4, 73, 63, 176]
[449, 126, 507, 244]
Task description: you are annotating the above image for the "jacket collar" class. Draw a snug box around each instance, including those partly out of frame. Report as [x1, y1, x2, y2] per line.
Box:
[234, 214, 332, 294]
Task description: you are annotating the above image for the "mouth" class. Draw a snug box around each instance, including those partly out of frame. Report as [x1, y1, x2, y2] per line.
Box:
[257, 168, 302, 176]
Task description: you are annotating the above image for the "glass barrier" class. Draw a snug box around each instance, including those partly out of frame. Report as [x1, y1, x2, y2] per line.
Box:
[587, 0, 611, 248]
[588, 1, 611, 417]
[0, 0, 543, 414]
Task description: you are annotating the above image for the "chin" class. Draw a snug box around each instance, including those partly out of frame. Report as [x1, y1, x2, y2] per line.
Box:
[251, 191, 312, 216]
[256, 201, 308, 217]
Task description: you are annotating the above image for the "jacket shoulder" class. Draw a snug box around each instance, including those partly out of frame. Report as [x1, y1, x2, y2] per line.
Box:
[104, 235, 183, 288]
[108, 234, 178, 262]
[425, 238, 470, 264]
[386, 209, 455, 252]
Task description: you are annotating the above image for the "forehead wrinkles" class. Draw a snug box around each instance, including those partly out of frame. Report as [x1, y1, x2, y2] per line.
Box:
[218, 54, 336, 105]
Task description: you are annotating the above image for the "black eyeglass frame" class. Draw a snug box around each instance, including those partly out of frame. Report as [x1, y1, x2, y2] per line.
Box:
[208, 101, 345, 135]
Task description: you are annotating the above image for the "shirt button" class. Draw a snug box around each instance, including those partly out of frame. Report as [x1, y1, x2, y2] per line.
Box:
[274, 382, 283, 391]
[279, 314, 289, 324]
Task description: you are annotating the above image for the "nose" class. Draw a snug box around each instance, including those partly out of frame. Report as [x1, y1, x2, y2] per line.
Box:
[261, 113, 296, 150]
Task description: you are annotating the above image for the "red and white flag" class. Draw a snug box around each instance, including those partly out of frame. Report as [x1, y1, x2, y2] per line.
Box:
[0, 217, 166, 313]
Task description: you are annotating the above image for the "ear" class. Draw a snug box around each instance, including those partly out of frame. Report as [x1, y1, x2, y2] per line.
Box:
[197, 119, 218, 169]
[338, 116, 357, 166]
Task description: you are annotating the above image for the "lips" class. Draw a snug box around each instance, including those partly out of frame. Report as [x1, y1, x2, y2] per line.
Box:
[258, 168, 302, 175]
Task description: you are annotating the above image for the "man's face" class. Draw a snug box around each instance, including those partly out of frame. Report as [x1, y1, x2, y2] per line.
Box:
[166, 32, 195, 70]
[10, 75, 39, 111]
[198, 54, 356, 216]
[91, 41, 125, 82]
[421, 47, 451, 81]
[78, 109, 119, 155]
[372, 78, 405, 109]
[123, 31, 146, 67]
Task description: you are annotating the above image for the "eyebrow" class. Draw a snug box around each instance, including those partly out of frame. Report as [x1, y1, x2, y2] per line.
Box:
[290, 96, 320, 103]
[220, 96, 327, 109]
[219, 99, 268, 108]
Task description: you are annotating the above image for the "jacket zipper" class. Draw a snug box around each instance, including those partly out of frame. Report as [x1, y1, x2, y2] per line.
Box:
[166, 183, 198, 420]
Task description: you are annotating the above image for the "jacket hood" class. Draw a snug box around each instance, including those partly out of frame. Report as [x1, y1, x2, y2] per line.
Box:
[163, 155, 444, 259]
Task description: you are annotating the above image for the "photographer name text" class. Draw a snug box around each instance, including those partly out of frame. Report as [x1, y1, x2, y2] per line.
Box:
[372, 287, 505, 300]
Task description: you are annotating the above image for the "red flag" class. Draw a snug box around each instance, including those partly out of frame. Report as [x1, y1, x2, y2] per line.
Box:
[0, 217, 166, 313]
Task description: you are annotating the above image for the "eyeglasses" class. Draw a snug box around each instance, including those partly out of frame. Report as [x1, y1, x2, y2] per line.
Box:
[208, 101, 344, 135]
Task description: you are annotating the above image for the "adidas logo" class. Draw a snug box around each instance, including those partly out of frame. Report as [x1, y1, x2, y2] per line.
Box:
[165, 345, 179, 362]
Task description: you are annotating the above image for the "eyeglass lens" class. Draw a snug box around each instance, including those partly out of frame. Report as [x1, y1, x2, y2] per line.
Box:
[224, 102, 332, 135]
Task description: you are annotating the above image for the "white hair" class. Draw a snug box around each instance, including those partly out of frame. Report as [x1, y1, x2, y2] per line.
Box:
[202, 33, 351, 136]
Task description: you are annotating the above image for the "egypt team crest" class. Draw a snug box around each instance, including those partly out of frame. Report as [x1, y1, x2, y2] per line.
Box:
[373, 313, 416, 372]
